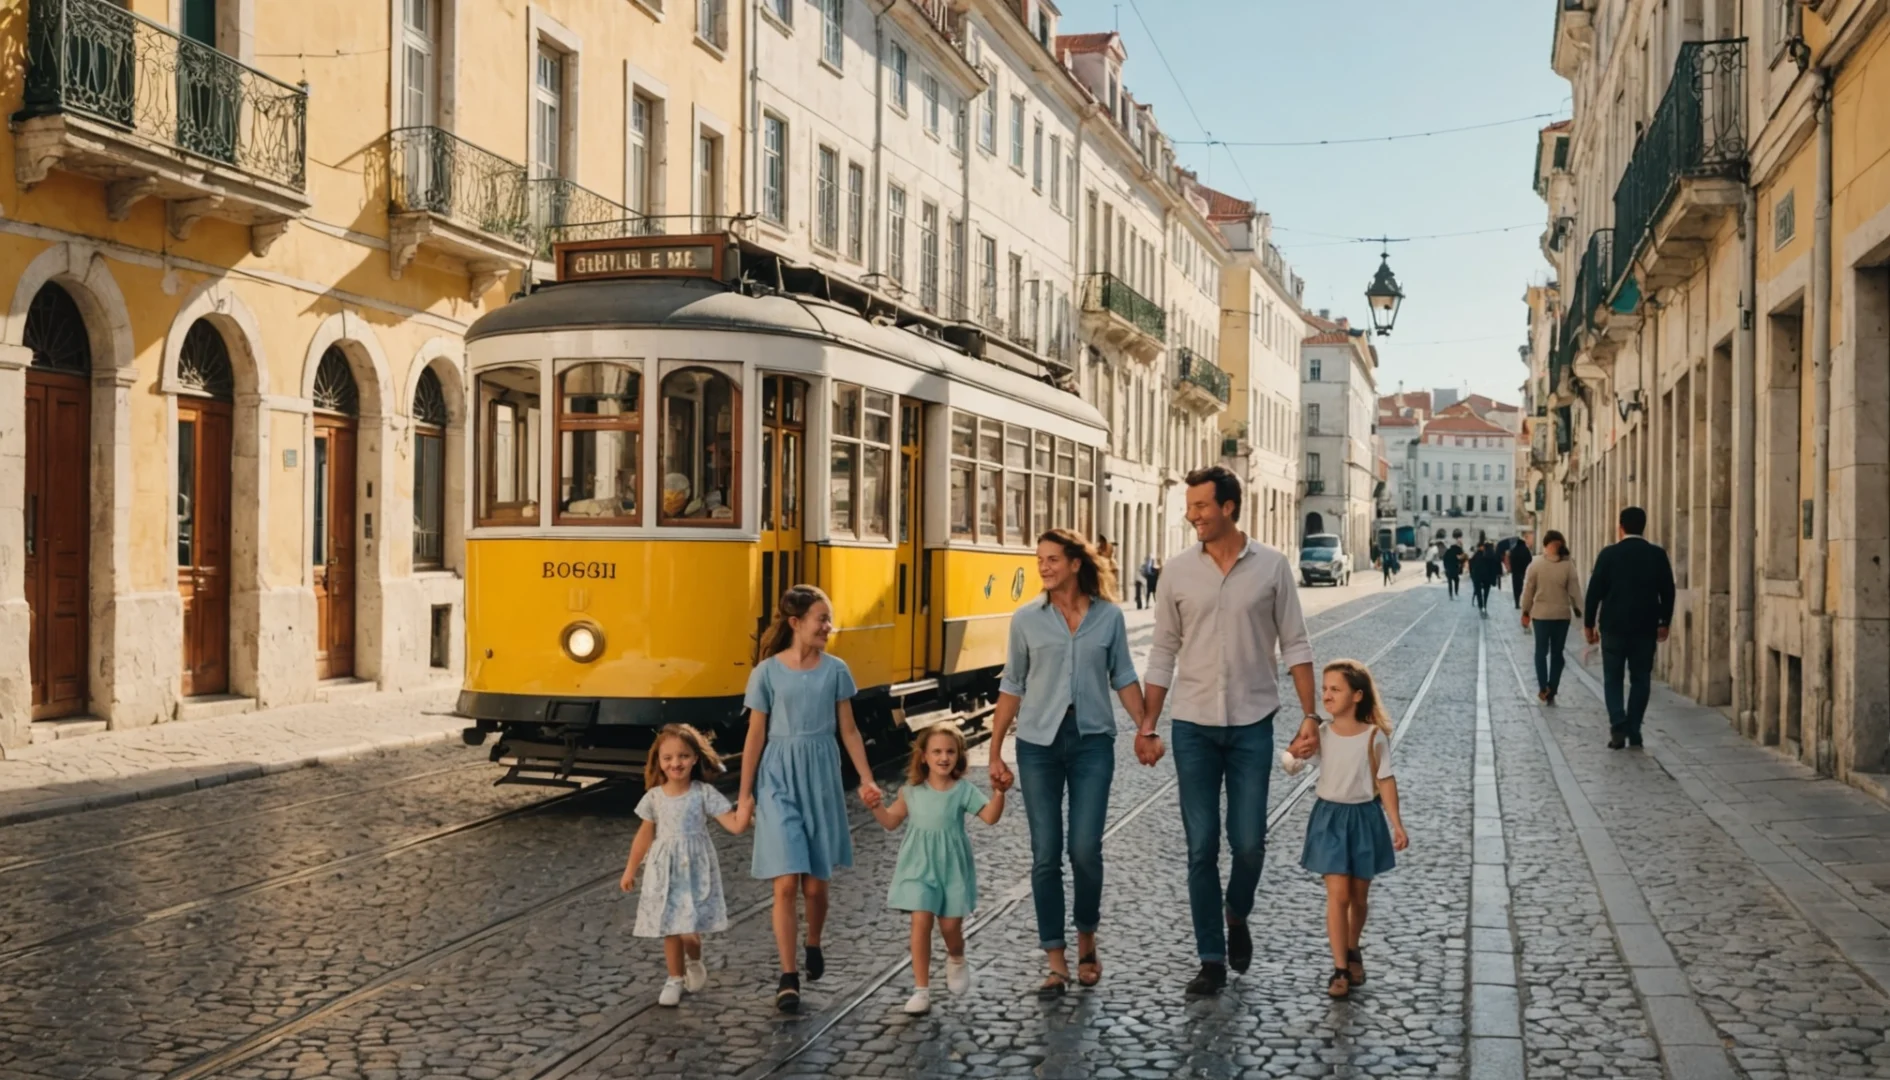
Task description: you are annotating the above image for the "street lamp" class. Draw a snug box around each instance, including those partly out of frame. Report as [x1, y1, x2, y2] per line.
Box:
[1364, 246, 1405, 337]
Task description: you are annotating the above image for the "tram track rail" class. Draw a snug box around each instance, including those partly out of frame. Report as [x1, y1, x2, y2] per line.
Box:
[150, 589, 1423, 1080]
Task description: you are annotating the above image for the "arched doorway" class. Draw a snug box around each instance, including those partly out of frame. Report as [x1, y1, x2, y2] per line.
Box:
[177, 320, 235, 697]
[23, 283, 91, 719]
[312, 346, 360, 679]
[1304, 511, 1324, 537]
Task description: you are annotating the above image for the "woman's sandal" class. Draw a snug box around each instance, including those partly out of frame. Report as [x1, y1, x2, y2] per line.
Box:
[1037, 970, 1070, 999]
[1077, 952, 1102, 987]
[1327, 967, 1353, 999]
[776, 973, 802, 1014]
[1346, 947, 1366, 986]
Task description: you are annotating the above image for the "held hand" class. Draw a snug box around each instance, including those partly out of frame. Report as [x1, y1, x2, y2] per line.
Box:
[1392, 825, 1409, 852]
[1656, 626, 1670, 643]
[1585, 626, 1600, 646]
[859, 780, 884, 809]
[988, 757, 1014, 790]
[1288, 726, 1321, 760]
[1134, 733, 1165, 767]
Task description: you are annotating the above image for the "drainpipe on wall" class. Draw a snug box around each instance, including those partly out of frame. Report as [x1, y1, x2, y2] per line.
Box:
[1808, 69, 1835, 774]
[1734, 185, 1758, 736]
[744, 0, 760, 221]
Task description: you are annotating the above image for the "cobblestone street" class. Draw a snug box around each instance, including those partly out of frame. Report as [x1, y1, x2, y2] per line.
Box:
[4, 581, 1888, 1080]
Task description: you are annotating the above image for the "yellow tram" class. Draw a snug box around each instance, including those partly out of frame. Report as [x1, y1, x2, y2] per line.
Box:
[457, 231, 1108, 782]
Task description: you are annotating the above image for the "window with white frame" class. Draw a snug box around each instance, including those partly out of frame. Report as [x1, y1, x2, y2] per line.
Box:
[761, 115, 786, 223]
[816, 145, 840, 250]
[922, 73, 939, 134]
[1032, 119, 1044, 191]
[1308, 356, 1321, 381]
[1483, 463, 1491, 481]
[1497, 463, 1506, 480]
[953, 97, 967, 155]
[1307, 452, 1321, 480]
[697, 132, 721, 220]
[887, 183, 907, 285]
[767, 0, 790, 24]
[887, 41, 908, 111]
[1008, 252, 1023, 336]
[979, 69, 997, 152]
[845, 162, 864, 260]
[400, 0, 438, 128]
[696, 0, 726, 49]
[533, 45, 566, 178]
[822, 0, 845, 68]
[946, 215, 964, 315]
[831, 384, 893, 539]
[628, 95, 654, 217]
[979, 234, 998, 324]
[919, 201, 939, 313]
[1009, 95, 1025, 169]
[1048, 135, 1061, 209]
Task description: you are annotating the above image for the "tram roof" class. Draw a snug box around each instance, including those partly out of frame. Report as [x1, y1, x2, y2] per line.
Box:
[465, 278, 1108, 432]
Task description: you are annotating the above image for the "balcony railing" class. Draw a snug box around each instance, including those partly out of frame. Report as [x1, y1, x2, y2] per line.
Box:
[1175, 347, 1230, 403]
[909, 0, 967, 48]
[1305, 479, 1326, 496]
[1610, 38, 1747, 287]
[528, 177, 633, 257]
[1573, 228, 1613, 331]
[390, 126, 529, 241]
[1081, 273, 1166, 342]
[20, 0, 308, 189]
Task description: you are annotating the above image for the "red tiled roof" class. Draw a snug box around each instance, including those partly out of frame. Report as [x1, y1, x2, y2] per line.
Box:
[1376, 414, 1419, 427]
[1194, 182, 1254, 222]
[1378, 390, 1433, 415]
[1542, 119, 1571, 133]
[1463, 393, 1519, 414]
[1424, 414, 1511, 437]
[1056, 32, 1118, 54]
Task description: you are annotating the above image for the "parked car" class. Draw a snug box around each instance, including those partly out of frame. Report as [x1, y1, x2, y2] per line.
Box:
[1300, 534, 1350, 586]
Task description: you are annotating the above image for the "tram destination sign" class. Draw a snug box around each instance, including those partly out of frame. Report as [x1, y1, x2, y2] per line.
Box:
[555, 234, 727, 283]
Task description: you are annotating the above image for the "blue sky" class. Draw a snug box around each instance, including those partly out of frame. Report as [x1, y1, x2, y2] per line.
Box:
[1053, 0, 1571, 405]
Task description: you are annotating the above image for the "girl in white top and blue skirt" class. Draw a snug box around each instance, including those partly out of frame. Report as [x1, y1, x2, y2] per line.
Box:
[1282, 659, 1410, 999]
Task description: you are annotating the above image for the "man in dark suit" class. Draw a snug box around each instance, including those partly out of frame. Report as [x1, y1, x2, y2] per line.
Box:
[1582, 507, 1676, 749]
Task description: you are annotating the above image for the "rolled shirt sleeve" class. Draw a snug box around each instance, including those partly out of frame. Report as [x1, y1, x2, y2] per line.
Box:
[1273, 554, 1315, 669]
[1107, 605, 1139, 691]
[998, 610, 1031, 698]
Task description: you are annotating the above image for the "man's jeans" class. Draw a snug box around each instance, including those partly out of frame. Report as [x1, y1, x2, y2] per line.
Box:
[1172, 716, 1274, 963]
[1533, 619, 1571, 694]
[1016, 713, 1116, 951]
[1601, 632, 1658, 738]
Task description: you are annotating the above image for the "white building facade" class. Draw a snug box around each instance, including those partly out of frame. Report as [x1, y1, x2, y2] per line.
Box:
[1409, 413, 1518, 548]
[1214, 201, 1303, 555]
[1300, 313, 1378, 558]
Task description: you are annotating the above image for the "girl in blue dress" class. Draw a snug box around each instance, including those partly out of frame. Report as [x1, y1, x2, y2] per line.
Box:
[738, 585, 883, 1013]
[868, 723, 1008, 1015]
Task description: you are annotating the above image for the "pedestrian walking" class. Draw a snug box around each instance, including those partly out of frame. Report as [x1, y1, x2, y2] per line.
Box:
[869, 724, 1009, 1014]
[1425, 545, 1441, 582]
[1143, 554, 1161, 605]
[1281, 659, 1408, 1000]
[1143, 466, 1322, 999]
[1519, 531, 1581, 705]
[1470, 542, 1501, 616]
[1380, 547, 1399, 586]
[1504, 538, 1534, 609]
[1582, 507, 1676, 750]
[1443, 536, 1466, 599]
[739, 585, 886, 1013]
[987, 529, 1146, 998]
[621, 724, 752, 1007]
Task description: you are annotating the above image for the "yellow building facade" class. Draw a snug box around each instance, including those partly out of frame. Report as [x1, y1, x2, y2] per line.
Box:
[0, 0, 745, 750]
[1543, 0, 1889, 790]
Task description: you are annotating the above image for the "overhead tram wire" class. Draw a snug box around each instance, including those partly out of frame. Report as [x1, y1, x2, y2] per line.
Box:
[1273, 222, 1543, 249]
[1174, 110, 1566, 149]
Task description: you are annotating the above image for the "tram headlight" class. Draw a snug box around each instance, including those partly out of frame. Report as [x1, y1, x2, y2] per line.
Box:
[561, 622, 605, 663]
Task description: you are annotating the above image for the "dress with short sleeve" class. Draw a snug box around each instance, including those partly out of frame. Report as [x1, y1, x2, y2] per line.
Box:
[885, 780, 988, 917]
[745, 653, 859, 880]
[632, 781, 732, 937]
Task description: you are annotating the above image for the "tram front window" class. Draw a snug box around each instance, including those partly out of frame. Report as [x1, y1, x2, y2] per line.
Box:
[477, 365, 541, 526]
[556, 362, 641, 524]
[661, 367, 739, 525]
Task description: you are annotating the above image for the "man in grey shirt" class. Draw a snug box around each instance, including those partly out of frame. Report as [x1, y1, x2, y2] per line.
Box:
[1142, 466, 1321, 997]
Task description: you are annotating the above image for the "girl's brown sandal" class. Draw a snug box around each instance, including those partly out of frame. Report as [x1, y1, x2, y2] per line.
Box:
[1327, 967, 1353, 999]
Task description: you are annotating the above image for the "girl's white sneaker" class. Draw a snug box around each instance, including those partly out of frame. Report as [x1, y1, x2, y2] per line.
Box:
[684, 957, 708, 993]
[944, 957, 972, 995]
[902, 987, 932, 1015]
[658, 977, 685, 1007]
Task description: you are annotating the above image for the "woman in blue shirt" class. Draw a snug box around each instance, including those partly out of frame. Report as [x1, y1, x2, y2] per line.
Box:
[987, 529, 1147, 997]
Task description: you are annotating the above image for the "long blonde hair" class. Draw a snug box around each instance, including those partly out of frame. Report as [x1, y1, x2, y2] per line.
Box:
[905, 723, 969, 787]
[1324, 658, 1392, 739]
[759, 584, 831, 660]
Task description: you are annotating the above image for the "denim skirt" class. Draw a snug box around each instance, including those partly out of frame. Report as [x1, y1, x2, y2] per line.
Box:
[1300, 797, 1397, 879]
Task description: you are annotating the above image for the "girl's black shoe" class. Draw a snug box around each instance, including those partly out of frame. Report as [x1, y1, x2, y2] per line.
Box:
[804, 945, 825, 981]
[776, 972, 801, 1013]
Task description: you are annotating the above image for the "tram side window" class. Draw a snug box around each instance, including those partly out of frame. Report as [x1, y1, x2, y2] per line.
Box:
[1003, 424, 1029, 545]
[949, 410, 1099, 546]
[829, 382, 893, 540]
[556, 362, 641, 525]
[477, 365, 541, 526]
[977, 418, 1001, 541]
[661, 367, 739, 525]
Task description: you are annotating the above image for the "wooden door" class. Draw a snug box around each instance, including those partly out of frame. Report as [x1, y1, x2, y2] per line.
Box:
[893, 400, 926, 681]
[24, 371, 90, 719]
[757, 376, 807, 644]
[313, 418, 358, 680]
[178, 399, 232, 697]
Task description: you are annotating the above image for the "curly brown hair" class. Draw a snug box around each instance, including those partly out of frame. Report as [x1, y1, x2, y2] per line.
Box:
[642, 724, 728, 789]
[905, 723, 969, 787]
[1038, 528, 1120, 603]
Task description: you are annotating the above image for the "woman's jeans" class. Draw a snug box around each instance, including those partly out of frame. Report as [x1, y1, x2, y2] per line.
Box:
[1534, 618, 1571, 693]
[1016, 713, 1116, 951]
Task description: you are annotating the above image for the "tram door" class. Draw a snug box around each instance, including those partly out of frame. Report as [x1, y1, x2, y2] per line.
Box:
[893, 401, 926, 681]
[758, 375, 807, 642]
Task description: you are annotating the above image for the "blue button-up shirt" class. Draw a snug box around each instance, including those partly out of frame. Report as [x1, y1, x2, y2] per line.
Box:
[998, 594, 1139, 746]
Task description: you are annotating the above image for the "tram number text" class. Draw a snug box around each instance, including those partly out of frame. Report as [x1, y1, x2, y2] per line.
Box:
[542, 561, 618, 580]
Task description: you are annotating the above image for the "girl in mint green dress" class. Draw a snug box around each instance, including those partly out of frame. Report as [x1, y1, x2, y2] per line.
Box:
[868, 724, 1009, 1015]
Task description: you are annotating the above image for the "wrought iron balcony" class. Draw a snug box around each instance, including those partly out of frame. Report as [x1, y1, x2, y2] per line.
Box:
[1610, 38, 1747, 293]
[1572, 229, 1613, 333]
[528, 177, 634, 258]
[1304, 479, 1326, 496]
[387, 126, 532, 300]
[14, 0, 310, 250]
[1173, 347, 1230, 409]
[1079, 273, 1166, 359]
